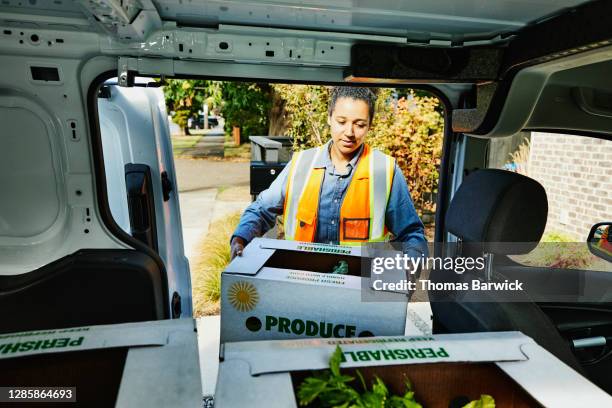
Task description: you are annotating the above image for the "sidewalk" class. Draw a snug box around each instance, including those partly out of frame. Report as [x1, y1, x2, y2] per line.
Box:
[179, 185, 251, 262]
[175, 155, 250, 261]
[181, 133, 225, 158]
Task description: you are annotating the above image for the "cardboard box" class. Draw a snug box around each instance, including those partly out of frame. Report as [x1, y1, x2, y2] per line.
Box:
[215, 331, 612, 407]
[0, 319, 202, 407]
[220, 238, 409, 343]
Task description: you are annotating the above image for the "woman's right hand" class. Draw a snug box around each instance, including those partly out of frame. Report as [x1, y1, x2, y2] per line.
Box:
[230, 236, 246, 260]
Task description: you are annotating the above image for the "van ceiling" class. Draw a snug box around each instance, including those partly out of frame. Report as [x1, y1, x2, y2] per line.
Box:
[1, 0, 610, 138]
[153, 0, 588, 42]
[0, 0, 590, 44]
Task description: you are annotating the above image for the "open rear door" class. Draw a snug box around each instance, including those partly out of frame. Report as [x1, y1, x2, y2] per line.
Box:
[98, 78, 192, 318]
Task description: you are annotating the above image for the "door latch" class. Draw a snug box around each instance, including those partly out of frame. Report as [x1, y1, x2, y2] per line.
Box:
[161, 171, 173, 201]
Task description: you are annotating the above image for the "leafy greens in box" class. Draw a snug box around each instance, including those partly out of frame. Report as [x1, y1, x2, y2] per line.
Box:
[297, 346, 495, 408]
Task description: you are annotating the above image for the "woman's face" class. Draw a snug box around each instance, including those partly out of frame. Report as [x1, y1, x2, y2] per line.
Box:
[328, 97, 370, 157]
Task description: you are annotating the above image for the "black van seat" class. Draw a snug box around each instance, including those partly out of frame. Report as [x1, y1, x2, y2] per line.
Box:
[0, 249, 168, 334]
[430, 169, 584, 374]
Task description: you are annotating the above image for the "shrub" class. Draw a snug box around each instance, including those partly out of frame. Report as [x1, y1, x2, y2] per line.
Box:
[511, 231, 596, 269]
[540, 231, 576, 242]
[506, 137, 531, 175]
[191, 212, 242, 316]
[271, 84, 330, 150]
[368, 90, 444, 215]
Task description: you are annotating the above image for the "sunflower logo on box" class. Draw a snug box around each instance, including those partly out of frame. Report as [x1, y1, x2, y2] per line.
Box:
[228, 281, 259, 312]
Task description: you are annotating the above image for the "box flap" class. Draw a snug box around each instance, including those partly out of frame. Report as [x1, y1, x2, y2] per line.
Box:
[224, 238, 277, 275]
[224, 238, 365, 276]
[0, 319, 194, 360]
[116, 326, 203, 408]
[223, 331, 531, 376]
[259, 239, 363, 257]
[497, 342, 612, 406]
[215, 359, 296, 408]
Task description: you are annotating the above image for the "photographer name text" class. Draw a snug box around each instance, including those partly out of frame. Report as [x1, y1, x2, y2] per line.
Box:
[372, 279, 524, 291]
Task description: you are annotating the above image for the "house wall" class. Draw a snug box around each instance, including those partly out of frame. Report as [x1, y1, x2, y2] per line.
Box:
[528, 132, 612, 240]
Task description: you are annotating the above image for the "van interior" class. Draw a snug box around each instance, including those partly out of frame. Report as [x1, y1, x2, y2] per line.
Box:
[0, 0, 611, 401]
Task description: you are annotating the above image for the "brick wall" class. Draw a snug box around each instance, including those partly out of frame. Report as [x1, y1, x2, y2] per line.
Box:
[528, 132, 612, 240]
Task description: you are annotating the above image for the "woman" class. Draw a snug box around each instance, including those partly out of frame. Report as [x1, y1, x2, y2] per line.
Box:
[230, 86, 426, 259]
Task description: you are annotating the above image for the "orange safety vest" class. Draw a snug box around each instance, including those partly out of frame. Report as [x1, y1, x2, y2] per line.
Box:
[597, 226, 612, 256]
[283, 143, 395, 245]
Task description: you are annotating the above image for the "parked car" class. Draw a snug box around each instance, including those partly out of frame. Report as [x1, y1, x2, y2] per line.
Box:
[189, 115, 219, 130]
[0, 0, 610, 406]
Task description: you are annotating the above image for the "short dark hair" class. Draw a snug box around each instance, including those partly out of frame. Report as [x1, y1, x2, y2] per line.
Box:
[328, 86, 377, 124]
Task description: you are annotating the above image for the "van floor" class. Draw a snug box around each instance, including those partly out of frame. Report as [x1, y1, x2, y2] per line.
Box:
[195, 302, 433, 397]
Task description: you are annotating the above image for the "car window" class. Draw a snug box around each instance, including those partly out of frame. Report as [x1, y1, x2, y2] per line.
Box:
[487, 131, 611, 272]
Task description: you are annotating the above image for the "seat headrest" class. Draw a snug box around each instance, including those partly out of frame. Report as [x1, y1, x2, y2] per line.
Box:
[445, 169, 547, 254]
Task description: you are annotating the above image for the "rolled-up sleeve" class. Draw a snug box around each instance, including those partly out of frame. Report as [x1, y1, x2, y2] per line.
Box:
[386, 164, 429, 258]
[231, 162, 291, 244]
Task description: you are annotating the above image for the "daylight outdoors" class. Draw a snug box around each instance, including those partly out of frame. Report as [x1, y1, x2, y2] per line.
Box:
[165, 82, 445, 317]
[165, 81, 612, 319]
[4, 1, 612, 405]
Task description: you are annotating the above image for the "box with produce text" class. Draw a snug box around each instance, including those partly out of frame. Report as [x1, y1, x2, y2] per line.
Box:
[215, 331, 612, 407]
[0, 319, 202, 407]
[220, 238, 409, 343]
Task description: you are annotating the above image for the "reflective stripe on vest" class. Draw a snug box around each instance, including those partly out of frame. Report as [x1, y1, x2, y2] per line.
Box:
[365, 148, 395, 243]
[283, 144, 394, 244]
[283, 147, 324, 240]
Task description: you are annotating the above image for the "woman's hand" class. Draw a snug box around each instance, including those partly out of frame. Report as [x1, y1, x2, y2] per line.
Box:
[230, 236, 246, 260]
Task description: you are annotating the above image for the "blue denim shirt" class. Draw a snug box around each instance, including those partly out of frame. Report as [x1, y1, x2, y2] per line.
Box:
[233, 141, 427, 257]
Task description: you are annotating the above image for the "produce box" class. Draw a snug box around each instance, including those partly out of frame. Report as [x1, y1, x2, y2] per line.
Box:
[220, 238, 409, 343]
[0, 319, 202, 407]
[215, 331, 612, 407]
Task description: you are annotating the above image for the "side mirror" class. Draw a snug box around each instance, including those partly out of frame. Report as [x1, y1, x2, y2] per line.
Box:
[587, 222, 612, 262]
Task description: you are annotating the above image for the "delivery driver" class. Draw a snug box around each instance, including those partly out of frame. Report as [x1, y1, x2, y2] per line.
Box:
[230, 86, 427, 259]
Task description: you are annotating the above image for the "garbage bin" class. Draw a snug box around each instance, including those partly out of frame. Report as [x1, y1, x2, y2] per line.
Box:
[249, 136, 292, 201]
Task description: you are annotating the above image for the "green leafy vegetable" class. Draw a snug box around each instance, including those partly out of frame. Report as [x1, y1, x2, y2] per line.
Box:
[462, 394, 495, 408]
[297, 346, 423, 408]
[298, 346, 496, 408]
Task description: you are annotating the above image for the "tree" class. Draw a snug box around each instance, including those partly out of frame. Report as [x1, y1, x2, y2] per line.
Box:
[162, 79, 211, 135]
[369, 90, 444, 216]
[214, 82, 271, 142]
[163, 80, 273, 141]
[268, 87, 288, 136]
[270, 84, 330, 149]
